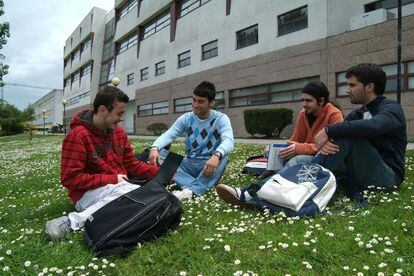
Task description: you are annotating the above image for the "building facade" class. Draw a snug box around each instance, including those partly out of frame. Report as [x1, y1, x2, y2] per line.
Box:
[63, 0, 414, 138]
[31, 89, 63, 131]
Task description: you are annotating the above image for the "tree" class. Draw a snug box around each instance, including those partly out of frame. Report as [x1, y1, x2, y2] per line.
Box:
[0, 101, 34, 136]
[0, 0, 10, 87]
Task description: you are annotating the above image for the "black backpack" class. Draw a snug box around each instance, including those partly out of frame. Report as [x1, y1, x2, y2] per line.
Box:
[83, 152, 184, 257]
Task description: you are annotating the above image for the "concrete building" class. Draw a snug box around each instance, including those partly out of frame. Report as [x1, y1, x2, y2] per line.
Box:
[62, 7, 108, 126]
[31, 89, 63, 131]
[63, 0, 414, 138]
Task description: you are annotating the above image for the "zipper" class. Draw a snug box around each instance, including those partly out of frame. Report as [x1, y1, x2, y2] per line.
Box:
[138, 201, 172, 238]
[96, 195, 167, 248]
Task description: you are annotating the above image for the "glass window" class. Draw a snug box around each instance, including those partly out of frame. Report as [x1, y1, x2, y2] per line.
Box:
[140, 67, 149, 81]
[82, 37, 92, 52]
[119, 0, 138, 20]
[236, 24, 258, 49]
[365, 0, 414, 12]
[202, 40, 218, 60]
[178, 50, 191, 68]
[214, 91, 225, 109]
[72, 48, 81, 61]
[81, 63, 92, 77]
[105, 18, 116, 40]
[180, 0, 212, 17]
[143, 10, 171, 39]
[155, 60, 165, 76]
[72, 71, 80, 82]
[127, 73, 134, 85]
[118, 32, 138, 54]
[102, 41, 115, 62]
[278, 6, 308, 36]
[174, 97, 193, 113]
[138, 101, 169, 116]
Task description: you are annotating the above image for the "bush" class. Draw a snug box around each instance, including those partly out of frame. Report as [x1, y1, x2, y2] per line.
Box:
[50, 124, 63, 134]
[244, 108, 293, 137]
[147, 123, 168, 135]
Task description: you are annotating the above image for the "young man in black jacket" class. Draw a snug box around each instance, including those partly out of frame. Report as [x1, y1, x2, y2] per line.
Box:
[314, 63, 407, 199]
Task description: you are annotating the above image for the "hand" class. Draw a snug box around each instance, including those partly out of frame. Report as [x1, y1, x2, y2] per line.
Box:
[202, 155, 220, 177]
[148, 148, 159, 165]
[315, 128, 329, 149]
[320, 140, 340, 156]
[279, 143, 296, 160]
[117, 174, 129, 183]
[262, 145, 269, 155]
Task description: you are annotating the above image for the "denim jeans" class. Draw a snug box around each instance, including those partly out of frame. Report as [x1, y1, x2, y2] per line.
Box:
[173, 156, 229, 195]
[313, 138, 397, 198]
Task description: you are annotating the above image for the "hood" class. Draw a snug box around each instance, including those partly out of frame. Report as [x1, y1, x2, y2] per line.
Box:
[70, 109, 106, 135]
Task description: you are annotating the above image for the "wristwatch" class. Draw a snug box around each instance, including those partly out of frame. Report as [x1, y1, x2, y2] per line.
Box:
[213, 151, 223, 160]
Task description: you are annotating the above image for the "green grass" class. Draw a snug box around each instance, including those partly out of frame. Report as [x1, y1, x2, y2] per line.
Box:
[0, 135, 413, 275]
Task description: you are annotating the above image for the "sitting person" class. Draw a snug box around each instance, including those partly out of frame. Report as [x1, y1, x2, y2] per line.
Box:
[45, 86, 159, 240]
[149, 81, 234, 199]
[216, 81, 342, 207]
[313, 63, 407, 199]
[262, 81, 343, 177]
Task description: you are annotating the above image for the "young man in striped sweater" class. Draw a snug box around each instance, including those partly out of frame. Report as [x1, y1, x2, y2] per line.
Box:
[45, 86, 159, 240]
[149, 81, 234, 199]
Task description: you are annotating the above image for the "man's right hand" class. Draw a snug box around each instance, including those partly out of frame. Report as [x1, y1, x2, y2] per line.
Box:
[319, 140, 340, 155]
[148, 148, 159, 165]
[117, 174, 129, 183]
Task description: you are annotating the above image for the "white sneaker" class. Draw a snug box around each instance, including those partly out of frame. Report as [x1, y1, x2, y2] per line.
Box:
[172, 188, 193, 201]
[45, 216, 72, 240]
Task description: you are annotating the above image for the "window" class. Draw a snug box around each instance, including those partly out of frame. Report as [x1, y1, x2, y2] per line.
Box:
[119, 0, 138, 20]
[278, 6, 308, 36]
[102, 41, 115, 62]
[229, 77, 319, 107]
[82, 37, 92, 52]
[236, 24, 258, 49]
[118, 32, 138, 54]
[174, 97, 193, 113]
[336, 61, 414, 96]
[127, 73, 135, 85]
[138, 101, 169, 116]
[155, 61, 165, 76]
[202, 40, 218, 60]
[214, 91, 225, 109]
[99, 59, 115, 85]
[72, 71, 81, 83]
[143, 10, 171, 39]
[64, 78, 71, 88]
[140, 67, 149, 81]
[365, 0, 414, 12]
[105, 18, 116, 40]
[180, 0, 212, 17]
[67, 91, 90, 107]
[72, 48, 81, 61]
[81, 63, 92, 77]
[178, 50, 191, 68]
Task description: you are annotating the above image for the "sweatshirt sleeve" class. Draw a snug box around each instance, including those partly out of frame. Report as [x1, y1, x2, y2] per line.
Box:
[122, 136, 159, 179]
[215, 114, 234, 156]
[152, 114, 187, 149]
[60, 131, 118, 192]
[327, 104, 404, 139]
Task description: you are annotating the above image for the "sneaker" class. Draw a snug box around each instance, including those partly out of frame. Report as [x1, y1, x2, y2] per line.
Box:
[215, 184, 256, 209]
[172, 188, 193, 201]
[45, 216, 72, 240]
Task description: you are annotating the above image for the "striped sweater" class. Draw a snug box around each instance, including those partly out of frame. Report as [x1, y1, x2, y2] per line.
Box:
[61, 110, 159, 204]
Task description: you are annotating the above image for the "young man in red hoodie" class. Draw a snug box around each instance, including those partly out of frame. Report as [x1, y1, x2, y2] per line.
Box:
[45, 86, 159, 240]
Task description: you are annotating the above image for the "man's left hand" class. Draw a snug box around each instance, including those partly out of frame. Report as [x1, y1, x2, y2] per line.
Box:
[315, 128, 329, 149]
[202, 155, 220, 177]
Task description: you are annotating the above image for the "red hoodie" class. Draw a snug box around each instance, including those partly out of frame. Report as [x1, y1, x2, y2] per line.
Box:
[61, 110, 159, 204]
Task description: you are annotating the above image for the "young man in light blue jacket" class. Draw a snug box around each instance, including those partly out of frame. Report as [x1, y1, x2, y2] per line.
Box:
[149, 81, 234, 199]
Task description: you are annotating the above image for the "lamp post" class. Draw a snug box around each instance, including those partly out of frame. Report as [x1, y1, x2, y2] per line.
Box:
[62, 99, 68, 135]
[42, 109, 47, 135]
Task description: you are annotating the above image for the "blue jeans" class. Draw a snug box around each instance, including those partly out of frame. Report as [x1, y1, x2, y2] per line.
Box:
[278, 155, 314, 174]
[173, 156, 229, 195]
[313, 138, 397, 198]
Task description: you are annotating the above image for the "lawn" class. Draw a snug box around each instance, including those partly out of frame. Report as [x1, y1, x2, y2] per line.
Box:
[0, 135, 413, 275]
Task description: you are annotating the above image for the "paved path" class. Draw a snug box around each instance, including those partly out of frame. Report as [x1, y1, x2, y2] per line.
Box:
[128, 135, 414, 150]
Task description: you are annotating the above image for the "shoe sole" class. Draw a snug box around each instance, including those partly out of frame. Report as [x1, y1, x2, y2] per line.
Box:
[215, 185, 256, 209]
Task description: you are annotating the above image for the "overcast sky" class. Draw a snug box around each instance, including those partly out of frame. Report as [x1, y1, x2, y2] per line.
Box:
[2, 0, 114, 110]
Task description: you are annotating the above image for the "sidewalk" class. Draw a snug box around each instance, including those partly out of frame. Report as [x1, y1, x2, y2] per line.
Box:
[128, 135, 414, 150]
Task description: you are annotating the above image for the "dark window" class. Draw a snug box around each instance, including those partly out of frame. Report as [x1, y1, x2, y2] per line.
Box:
[365, 0, 414, 12]
[202, 40, 218, 60]
[118, 32, 138, 55]
[104, 18, 116, 40]
[119, 0, 138, 20]
[99, 59, 115, 85]
[155, 60, 165, 76]
[178, 50, 191, 68]
[214, 91, 225, 109]
[336, 61, 414, 97]
[143, 10, 171, 39]
[140, 67, 149, 81]
[81, 63, 92, 77]
[64, 78, 71, 87]
[174, 97, 193, 113]
[67, 91, 90, 107]
[72, 48, 81, 61]
[180, 0, 212, 17]
[278, 6, 308, 36]
[236, 24, 258, 49]
[72, 71, 81, 83]
[82, 37, 92, 52]
[127, 73, 134, 85]
[102, 41, 115, 62]
[138, 101, 169, 116]
[229, 77, 319, 107]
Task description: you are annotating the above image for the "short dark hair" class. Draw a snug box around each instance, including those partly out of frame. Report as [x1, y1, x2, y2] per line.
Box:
[193, 81, 216, 102]
[302, 81, 330, 106]
[345, 63, 386, 96]
[93, 86, 129, 114]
